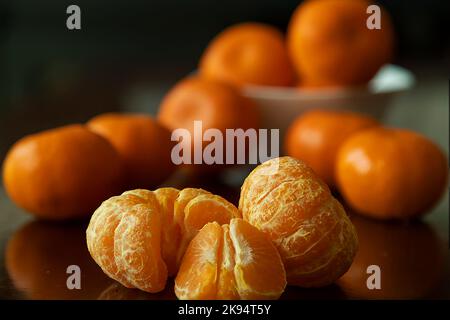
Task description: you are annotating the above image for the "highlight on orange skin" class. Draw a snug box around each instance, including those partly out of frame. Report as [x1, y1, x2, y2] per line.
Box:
[86, 187, 241, 292]
[2, 124, 123, 220]
[336, 127, 449, 220]
[239, 156, 358, 287]
[157, 76, 259, 172]
[284, 109, 379, 187]
[87, 113, 176, 190]
[200, 22, 295, 88]
[287, 0, 395, 87]
[175, 219, 287, 300]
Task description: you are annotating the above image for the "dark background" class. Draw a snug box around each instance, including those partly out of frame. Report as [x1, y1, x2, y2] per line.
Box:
[0, 0, 449, 158]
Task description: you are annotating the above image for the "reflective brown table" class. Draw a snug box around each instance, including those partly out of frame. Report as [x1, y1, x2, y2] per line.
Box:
[0, 171, 448, 300]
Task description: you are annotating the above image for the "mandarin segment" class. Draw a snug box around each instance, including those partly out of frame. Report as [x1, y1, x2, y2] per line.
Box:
[113, 196, 167, 292]
[172, 188, 241, 267]
[239, 157, 358, 287]
[87, 189, 166, 292]
[217, 225, 239, 299]
[174, 222, 222, 300]
[154, 187, 182, 276]
[229, 219, 286, 299]
[87, 187, 240, 291]
[175, 219, 286, 300]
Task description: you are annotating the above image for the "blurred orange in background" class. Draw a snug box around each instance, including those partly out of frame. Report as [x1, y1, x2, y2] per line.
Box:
[336, 127, 448, 219]
[287, 0, 395, 87]
[199, 23, 295, 88]
[88, 113, 176, 190]
[284, 109, 379, 187]
[157, 76, 259, 170]
[2, 125, 123, 220]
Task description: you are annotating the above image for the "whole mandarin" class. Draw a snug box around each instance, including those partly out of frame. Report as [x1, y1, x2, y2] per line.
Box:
[200, 23, 295, 87]
[2, 124, 123, 220]
[239, 156, 358, 287]
[87, 113, 175, 189]
[284, 110, 379, 187]
[336, 127, 448, 219]
[157, 77, 259, 170]
[287, 0, 394, 86]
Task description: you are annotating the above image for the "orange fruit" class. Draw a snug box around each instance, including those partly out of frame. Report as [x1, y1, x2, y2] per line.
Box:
[284, 110, 379, 186]
[5, 221, 110, 299]
[87, 113, 175, 189]
[337, 215, 444, 299]
[86, 188, 240, 292]
[175, 219, 286, 300]
[157, 76, 259, 169]
[336, 127, 448, 219]
[287, 0, 394, 86]
[239, 156, 358, 287]
[199, 23, 295, 87]
[2, 124, 123, 220]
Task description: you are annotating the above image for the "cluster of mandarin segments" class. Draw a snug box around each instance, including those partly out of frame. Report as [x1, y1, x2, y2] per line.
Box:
[239, 156, 358, 287]
[86, 187, 241, 292]
[175, 219, 286, 300]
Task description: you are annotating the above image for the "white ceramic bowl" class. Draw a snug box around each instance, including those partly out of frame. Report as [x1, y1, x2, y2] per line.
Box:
[241, 64, 415, 138]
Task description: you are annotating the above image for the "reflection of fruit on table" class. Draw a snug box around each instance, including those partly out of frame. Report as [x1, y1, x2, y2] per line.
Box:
[5, 220, 112, 299]
[1, 169, 449, 300]
[337, 214, 445, 299]
[98, 281, 177, 300]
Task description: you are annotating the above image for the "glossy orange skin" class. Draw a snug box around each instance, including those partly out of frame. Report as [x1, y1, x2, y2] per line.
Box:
[2, 125, 123, 220]
[284, 110, 379, 187]
[200, 23, 295, 87]
[336, 127, 448, 219]
[287, 0, 394, 87]
[157, 76, 259, 171]
[87, 113, 176, 189]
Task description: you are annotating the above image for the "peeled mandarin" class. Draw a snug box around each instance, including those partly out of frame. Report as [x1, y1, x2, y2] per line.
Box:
[175, 219, 286, 300]
[87, 187, 240, 292]
[239, 156, 358, 287]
